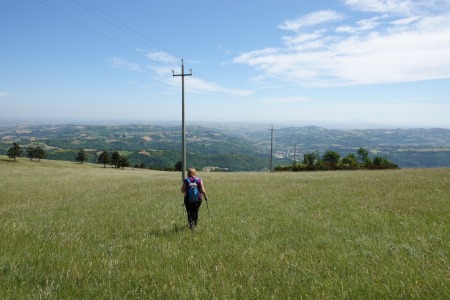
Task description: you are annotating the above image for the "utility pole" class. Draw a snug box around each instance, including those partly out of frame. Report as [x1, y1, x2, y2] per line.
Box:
[268, 125, 275, 172]
[173, 59, 192, 181]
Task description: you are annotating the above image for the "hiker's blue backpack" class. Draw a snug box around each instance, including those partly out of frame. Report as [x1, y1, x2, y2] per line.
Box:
[185, 178, 200, 203]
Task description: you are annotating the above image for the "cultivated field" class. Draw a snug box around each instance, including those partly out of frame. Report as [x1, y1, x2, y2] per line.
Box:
[1, 156, 449, 299]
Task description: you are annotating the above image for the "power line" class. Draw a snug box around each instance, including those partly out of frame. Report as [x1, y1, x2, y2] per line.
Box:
[73, 0, 178, 58]
[35, 0, 136, 53]
[36, 0, 261, 125]
[71, 0, 149, 45]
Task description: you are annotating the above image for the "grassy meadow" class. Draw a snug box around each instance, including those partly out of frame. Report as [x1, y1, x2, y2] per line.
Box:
[0, 156, 449, 299]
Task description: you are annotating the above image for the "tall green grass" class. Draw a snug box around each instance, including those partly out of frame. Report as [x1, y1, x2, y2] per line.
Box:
[1, 156, 449, 298]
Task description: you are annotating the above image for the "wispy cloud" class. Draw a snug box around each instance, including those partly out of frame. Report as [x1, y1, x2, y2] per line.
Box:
[344, 0, 416, 15]
[279, 10, 345, 32]
[109, 51, 252, 96]
[0, 92, 8, 98]
[344, 0, 450, 15]
[234, 1, 450, 87]
[262, 97, 312, 104]
[110, 57, 143, 72]
[145, 51, 178, 64]
[186, 77, 252, 96]
[164, 72, 252, 96]
[144, 51, 253, 96]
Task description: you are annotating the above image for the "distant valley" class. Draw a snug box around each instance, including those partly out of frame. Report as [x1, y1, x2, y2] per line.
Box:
[1, 123, 450, 170]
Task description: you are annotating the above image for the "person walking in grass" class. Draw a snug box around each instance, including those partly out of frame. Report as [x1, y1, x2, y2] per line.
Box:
[181, 168, 208, 230]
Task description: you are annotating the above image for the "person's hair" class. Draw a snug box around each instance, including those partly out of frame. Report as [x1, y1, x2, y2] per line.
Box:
[187, 168, 197, 177]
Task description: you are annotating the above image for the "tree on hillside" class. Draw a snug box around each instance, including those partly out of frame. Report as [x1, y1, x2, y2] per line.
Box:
[342, 153, 358, 166]
[75, 149, 87, 164]
[372, 156, 398, 169]
[303, 153, 318, 166]
[35, 146, 46, 161]
[97, 150, 111, 168]
[135, 162, 145, 169]
[357, 147, 370, 164]
[111, 151, 121, 168]
[7, 142, 22, 162]
[118, 155, 130, 169]
[26, 146, 35, 161]
[322, 150, 340, 166]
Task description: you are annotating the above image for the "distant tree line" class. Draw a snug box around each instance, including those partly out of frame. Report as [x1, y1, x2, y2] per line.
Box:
[92, 150, 130, 169]
[26, 146, 46, 161]
[275, 147, 398, 172]
[74, 149, 132, 170]
[6, 143, 141, 171]
[6, 142, 47, 162]
[6, 142, 398, 172]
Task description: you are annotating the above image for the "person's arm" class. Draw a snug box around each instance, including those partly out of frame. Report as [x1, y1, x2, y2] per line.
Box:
[199, 180, 208, 200]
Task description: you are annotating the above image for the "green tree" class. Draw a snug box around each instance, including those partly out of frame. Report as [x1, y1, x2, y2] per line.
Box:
[26, 146, 35, 161]
[97, 150, 111, 168]
[372, 156, 398, 169]
[111, 151, 121, 168]
[303, 153, 317, 166]
[7, 142, 22, 162]
[75, 149, 87, 164]
[342, 153, 358, 166]
[357, 147, 369, 164]
[34, 146, 46, 161]
[322, 150, 340, 166]
[118, 155, 130, 169]
[373, 156, 385, 165]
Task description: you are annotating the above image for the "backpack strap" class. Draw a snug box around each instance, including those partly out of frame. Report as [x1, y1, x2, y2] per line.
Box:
[185, 177, 198, 188]
[189, 179, 198, 188]
[195, 177, 202, 192]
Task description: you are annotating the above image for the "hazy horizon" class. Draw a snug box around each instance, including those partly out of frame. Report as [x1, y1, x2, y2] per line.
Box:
[1, 117, 449, 131]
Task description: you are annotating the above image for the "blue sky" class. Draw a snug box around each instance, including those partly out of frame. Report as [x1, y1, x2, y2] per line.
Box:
[1, 0, 450, 128]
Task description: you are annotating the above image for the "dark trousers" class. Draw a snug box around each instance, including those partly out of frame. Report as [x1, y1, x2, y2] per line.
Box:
[184, 200, 201, 227]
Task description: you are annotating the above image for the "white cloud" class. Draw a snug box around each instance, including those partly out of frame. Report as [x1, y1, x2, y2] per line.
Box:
[0, 92, 8, 98]
[330, 20, 450, 84]
[110, 57, 143, 72]
[336, 16, 385, 34]
[390, 16, 421, 26]
[335, 25, 356, 33]
[345, 0, 450, 16]
[344, 0, 416, 15]
[144, 51, 253, 96]
[356, 16, 384, 31]
[234, 3, 450, 87]
[282, 31, 325, 46]
[145, 51, 178, 64]
[187, 77, 252, 96]
[279, 10, 345, 32]
[261, 97, 312, 104]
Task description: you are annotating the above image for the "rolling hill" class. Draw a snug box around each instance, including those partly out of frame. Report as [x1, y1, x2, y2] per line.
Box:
[1, 122, 450, 170]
